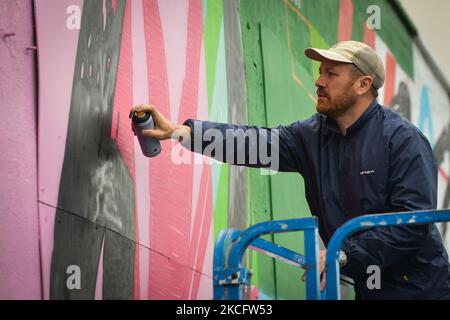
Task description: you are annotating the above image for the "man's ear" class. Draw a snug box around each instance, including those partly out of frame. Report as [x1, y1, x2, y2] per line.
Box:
[357, 76, 374, 95]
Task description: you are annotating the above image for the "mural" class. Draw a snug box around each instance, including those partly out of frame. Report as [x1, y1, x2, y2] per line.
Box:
[36, 0, 215, 299]
[1, 0, 449, 300]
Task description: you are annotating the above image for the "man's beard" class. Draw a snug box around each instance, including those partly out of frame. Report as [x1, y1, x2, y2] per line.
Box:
[316, 85, 357, 119]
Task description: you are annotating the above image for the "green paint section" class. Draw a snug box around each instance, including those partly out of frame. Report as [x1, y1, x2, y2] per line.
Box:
[204, 0, 224, 111]
[309, 25, 329, 84]
[284, 1, 312, 74]
[351, 0, 413, 78]
[300, 0, 340, 48]
[240, 0, 278, 299]
[239, 0, 317, 300]
[261, 24, 316, 299]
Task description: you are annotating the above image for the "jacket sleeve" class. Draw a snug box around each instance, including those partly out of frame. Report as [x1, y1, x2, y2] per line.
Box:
[182, 119, 306, 173]
[341, 125, 438, 277]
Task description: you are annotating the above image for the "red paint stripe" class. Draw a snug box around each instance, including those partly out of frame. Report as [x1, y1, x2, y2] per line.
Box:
[363, 24, 376, 48]
[143, 0, 208, 299]
[338, 0, 353, 41]
[110, 0, 140, 299]
[439, 167, 449, 182]
[384, 52, 396, 106]
[175, 0, 204, 299]
[189, 167, 213, 299]
[142, 0, 174, 299]
[143, 0, 203, 299]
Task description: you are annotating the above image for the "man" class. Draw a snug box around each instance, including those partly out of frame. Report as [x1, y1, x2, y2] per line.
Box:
[130, 41, 450, 299]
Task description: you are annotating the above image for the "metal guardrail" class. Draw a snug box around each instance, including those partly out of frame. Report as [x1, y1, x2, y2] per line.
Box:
[325, 209, 450, 300]
[213, 209, 450, 300]
[213, 218, 321, 300]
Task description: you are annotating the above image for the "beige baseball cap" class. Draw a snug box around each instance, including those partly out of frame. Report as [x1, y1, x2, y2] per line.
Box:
[305, 41, 385, 89]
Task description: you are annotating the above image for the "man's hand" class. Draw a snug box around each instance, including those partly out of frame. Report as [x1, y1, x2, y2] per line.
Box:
[129, 104, 191, 142]
[301, 249, 327, 290]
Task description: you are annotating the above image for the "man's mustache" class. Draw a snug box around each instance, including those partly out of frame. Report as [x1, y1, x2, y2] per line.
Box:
[317, 90, 328, 98]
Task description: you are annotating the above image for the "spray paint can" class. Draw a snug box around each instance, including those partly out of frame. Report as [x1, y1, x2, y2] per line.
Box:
[131, 111, 162, 157]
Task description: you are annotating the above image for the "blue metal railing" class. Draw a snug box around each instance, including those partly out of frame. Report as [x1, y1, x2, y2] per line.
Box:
[213, 218, 321, 300]
[213, 209, 450, 300]
[325, 209, 450, 300]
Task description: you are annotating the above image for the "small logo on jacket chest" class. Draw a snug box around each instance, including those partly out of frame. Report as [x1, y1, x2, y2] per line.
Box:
[360, 170, 375, 175]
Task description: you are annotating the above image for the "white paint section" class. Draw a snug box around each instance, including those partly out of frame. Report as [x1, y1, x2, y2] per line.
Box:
[412, 44, 449, 140]
[196, 273, 213, 300]
[132, 0, 151, 298]
[210, 21, 229, 209]
[158, 0, 189, 123]
[201, 219, 214, 279]
[394, 62, 410, 98]
[191, 37, 210, 240]
[138, 244, 150, 299]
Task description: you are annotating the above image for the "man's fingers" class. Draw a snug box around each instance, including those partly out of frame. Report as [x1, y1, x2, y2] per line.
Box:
[301, 272, 306, 282]
[129, 104, 154, 118]
[320, 275, 326, 290]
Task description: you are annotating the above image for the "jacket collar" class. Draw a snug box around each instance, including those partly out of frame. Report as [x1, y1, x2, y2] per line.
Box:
[324, 99, 379, 136]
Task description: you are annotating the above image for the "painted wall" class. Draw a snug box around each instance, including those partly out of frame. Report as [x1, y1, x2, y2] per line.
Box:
[0, 0, 41, 299]
[1, 0, 449, 300]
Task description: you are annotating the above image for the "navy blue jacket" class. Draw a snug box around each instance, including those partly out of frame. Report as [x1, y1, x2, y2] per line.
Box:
[184, 100, 450, 299]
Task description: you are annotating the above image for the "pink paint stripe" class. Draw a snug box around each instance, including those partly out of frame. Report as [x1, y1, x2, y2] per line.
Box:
[95, 235, 105, 300]
[158, 0, 188, 122]
[338, 0, 353, 41]
[111, 1, 140, 299]
[439, 167, 449, 182]
[190, 168, 213, 299]
[176, 0, 204, 298]
[143, 0, 182, 299]
[131, 0, 152, 299]
[363, 24, 376, 48]
[143, 0, 205, 299]
[188, 35, 213, 299]
[384, 52, 396, 106]
[177, 0, 203, 123]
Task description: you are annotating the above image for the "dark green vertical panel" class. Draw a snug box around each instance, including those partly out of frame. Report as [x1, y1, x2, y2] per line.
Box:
[240, 0, 278, 299]
[224, 0, 248, 232]
[261, 24, 316, 300]
[301, 0, 340, 47]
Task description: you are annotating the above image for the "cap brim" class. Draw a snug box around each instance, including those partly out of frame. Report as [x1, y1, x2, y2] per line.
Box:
[305, 48, 352, 63]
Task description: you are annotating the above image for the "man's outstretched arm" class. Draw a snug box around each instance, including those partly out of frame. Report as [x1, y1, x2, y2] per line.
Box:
[129, 104, 306, 173]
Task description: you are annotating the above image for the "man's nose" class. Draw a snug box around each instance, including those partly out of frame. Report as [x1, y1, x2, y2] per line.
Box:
[315, 75, 325, 88]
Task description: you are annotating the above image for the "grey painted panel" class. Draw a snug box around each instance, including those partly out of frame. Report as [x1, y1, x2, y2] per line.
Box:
[224, 0, 248, 231]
